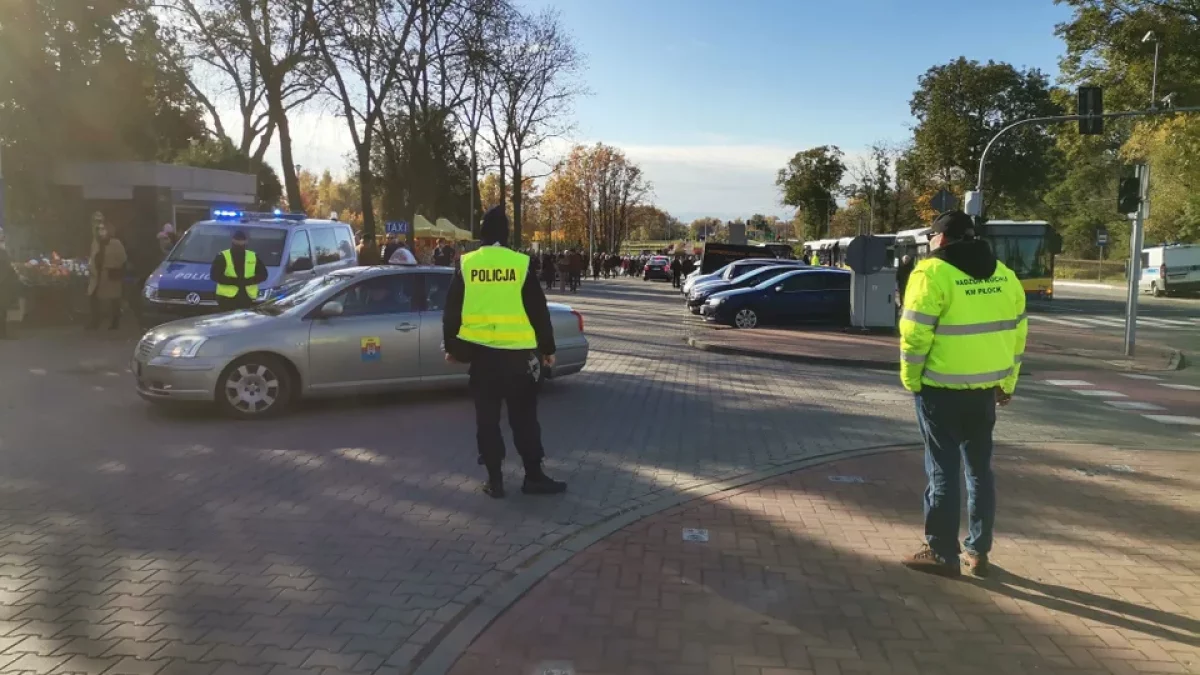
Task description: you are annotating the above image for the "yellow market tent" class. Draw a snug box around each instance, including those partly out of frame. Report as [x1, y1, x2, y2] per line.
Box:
[437, 218, 474, 242]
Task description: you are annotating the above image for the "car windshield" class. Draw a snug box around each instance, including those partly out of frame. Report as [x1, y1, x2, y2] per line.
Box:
[731, 266, 789, 286]
[168, 224, 288, 267]
[253, 273, 349, 315]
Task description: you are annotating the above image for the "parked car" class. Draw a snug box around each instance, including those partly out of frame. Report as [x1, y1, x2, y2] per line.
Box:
[141, 210, 358, 327]
[132, 266, 588, 419]
[701, 268, 851, 329]
[643, 256, 673, 281]
[687, 264, 805, 314]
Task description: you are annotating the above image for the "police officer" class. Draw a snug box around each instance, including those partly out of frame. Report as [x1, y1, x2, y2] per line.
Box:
[899, 210, 1026, 579]
[210, 230, 267, 312]
[442, 206, 566, 499]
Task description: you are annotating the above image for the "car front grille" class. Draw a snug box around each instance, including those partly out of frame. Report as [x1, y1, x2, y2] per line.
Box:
[157, 289, 217, 303]
[135, 334, 163, 361]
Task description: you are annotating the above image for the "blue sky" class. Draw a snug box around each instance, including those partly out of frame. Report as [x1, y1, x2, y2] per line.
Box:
[285, 0, 1076, 222]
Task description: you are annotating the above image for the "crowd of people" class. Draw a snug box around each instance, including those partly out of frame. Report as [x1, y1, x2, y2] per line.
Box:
[521, 250, 701, 293]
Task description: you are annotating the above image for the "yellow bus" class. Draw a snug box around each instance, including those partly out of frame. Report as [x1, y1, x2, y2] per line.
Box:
[894, 221, 1061, 301]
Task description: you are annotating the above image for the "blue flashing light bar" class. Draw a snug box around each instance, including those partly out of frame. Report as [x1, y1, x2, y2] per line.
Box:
[211, 208, 307, 222]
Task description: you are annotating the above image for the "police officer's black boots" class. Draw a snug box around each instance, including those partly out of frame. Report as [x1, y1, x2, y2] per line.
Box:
[483, 465, 505, 499]
[522, 461, 567, 495]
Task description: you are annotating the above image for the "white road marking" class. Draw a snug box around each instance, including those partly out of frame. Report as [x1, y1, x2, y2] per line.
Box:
[1028, 315, 1083, 327]
[1121, 374, 1162, 381]
[29, 369, 46, 376]
[1140, 317, 1195, 327]
[1158, 383, 1200, 391]
[1043, 380, 1093, 387]
[1104, 401, 1167, 411]
[1142, 415, 1200, 426]
[1072, 316, 1126, 327]
[1074, 390, 1128, 398]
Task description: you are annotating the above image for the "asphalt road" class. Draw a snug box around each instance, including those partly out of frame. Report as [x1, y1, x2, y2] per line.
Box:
[0, 279, 1195, 675]
[1036, 281, 1200, 354]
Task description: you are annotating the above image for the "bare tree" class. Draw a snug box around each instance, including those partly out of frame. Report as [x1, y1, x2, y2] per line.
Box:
[309, 0, 418, 239]
[490, 8, 582, 247]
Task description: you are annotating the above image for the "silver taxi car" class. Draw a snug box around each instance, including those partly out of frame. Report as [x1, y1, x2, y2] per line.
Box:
[132, 266, 589, 419]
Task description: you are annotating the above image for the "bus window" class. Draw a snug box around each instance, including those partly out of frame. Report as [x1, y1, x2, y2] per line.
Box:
[988, 236, 1049, 279]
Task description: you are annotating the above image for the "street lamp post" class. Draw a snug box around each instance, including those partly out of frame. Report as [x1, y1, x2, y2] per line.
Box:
[1144, 31, 1160, 110]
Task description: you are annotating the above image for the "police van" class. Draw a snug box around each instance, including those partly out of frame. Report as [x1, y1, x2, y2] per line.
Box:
[141, 209, 358, 326]
[1140, 243, 1200, 297]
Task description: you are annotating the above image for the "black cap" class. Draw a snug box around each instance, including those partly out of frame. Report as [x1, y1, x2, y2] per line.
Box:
[479, 206, 509, 246]
[930, 210, 975, 240]
[232, 230, 248, 242]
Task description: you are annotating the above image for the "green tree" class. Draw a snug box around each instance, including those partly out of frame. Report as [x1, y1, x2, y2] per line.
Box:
[776, 146, 845, 240]
[908, 58, 1064, 217]
[0, 1, 205, 225]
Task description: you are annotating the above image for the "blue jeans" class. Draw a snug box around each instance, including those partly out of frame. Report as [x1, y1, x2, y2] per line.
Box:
[914, 387, 997, 562]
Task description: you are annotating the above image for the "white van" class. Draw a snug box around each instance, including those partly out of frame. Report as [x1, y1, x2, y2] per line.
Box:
[1140, 244, 1200, 296]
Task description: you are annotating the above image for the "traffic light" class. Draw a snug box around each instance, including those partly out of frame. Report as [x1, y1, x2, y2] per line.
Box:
[1077, 86, 1104, 135]
[1118, 177, 1140, 214]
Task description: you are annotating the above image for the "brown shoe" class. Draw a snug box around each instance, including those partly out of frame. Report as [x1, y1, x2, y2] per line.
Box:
[903, 545, 961, 578]
[962, 551, 989, 578]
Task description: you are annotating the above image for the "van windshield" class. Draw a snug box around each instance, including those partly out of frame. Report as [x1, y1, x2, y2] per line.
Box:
[168, 224, 288, 267]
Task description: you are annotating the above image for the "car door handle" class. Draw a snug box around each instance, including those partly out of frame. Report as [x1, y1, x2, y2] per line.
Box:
[395, 323, 417, 332]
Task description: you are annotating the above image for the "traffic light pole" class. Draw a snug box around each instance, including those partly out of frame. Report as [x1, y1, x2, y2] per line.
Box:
[1124, 163, 1149, 356]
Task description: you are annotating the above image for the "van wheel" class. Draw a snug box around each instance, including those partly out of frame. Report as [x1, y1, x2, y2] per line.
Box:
[216, 355, 293, 419]
[1152, 282, 1165, 297]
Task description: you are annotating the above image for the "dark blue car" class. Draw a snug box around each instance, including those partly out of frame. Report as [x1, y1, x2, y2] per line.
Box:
[686, 264, 807, 314]
[701, 268, 851, 329]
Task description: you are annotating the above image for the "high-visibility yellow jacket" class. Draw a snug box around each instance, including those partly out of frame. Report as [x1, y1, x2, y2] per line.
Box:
[458, 247, 537, 349]
[215, 249, 258, 299]
[899, 253, 1026, 394]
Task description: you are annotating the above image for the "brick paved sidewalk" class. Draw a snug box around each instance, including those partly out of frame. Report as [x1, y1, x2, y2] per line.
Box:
[448, 444, 1200, 675]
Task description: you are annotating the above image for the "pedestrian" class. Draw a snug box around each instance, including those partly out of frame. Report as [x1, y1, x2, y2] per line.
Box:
[0, 227, 19, 339]
[670, 255, 683, 288]
[156, 223, 178, 257]
[899, 210, 1026, 579]
[442, 206, 567, 499]
[86, 215, 127, 330]
[357, 235, 382, 266]
[433, 238, 456, 266]
[540, 252, 556, 290]
[567, 248, 583, 293]
[209, 230, 268, 313]
[896, 254, 915, 307]
[383, 232, 402, 263]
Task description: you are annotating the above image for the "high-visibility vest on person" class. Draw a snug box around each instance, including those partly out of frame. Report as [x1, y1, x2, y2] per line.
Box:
[899, 257, 1027, 394]
[458, 246, 536, 349]
[215, 249, 258, 299]
[810, 253, 819, 266]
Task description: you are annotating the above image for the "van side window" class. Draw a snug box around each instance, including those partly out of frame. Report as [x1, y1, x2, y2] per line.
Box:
[334, 227, 356, 263]
[311, 228, 341, 266]
[287, 231, 313, 272]
[1141, 252, 1150, 269]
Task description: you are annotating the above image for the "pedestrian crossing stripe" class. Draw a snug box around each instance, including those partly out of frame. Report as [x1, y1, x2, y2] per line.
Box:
[1027, 314, 1200, 330]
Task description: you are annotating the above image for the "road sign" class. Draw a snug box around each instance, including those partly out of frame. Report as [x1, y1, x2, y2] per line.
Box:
[385, 220, 408, 235]
[929, 189, 957, 213]
[1096, 227, 1108, 246]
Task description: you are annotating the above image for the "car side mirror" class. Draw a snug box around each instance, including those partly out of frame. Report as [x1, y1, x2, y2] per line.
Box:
[319, 301, 344, 318]
[774, 285, 784, 293]
[290, 257, 314, 272]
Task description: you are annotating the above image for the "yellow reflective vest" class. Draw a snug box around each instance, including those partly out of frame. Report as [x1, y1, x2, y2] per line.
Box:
[458, 246, 537, 349]
[899, 256, 1027, 394]
[215, 249, 258, 299]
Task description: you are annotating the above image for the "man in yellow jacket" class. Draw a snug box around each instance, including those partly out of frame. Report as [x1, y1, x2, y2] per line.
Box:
[899, 211, 1026, 579]
[443, 207, 566, 499]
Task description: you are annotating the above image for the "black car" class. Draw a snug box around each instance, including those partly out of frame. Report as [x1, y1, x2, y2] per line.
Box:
[701, 268, 851, 329]
[643, 256, 672, 281]
[686, 264, 805, 313]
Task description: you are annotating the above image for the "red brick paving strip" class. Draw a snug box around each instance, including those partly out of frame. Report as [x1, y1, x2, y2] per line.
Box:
[448, 444, 1200, 675]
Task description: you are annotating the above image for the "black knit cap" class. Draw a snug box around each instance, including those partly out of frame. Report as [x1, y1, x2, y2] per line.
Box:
[930, 210, 975, 240]
[479, 206, 509, 245]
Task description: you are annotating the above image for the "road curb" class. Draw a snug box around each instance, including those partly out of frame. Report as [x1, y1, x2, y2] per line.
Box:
[685, 335, 899, 371]
[410, 443, 915, 675]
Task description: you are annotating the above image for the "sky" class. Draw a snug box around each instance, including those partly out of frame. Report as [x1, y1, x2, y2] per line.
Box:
[277, 0, 1076, 223]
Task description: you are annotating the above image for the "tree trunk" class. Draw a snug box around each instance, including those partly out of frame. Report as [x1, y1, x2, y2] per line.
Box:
[511, 146, 523, 249]
[497, 150, 507, 212]
[357, 131, 376, 240]
[266, 78, 303, 212]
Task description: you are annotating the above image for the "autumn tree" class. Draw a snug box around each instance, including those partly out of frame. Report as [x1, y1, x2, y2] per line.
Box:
[776, 146, 846, 241]
[539, 144, 651, 253]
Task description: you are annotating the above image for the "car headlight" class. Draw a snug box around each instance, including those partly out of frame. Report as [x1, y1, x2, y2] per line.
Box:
[160, 336, 208, 359]
[708, 297, 725, 306]
[143, 283, 158, 300]
[256, 287, 275, 302]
